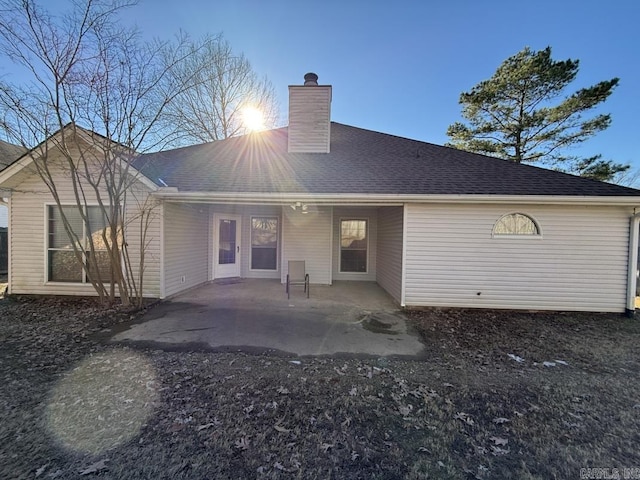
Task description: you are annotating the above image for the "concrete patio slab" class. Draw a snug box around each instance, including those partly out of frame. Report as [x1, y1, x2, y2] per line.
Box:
[111, 279, 426, 358]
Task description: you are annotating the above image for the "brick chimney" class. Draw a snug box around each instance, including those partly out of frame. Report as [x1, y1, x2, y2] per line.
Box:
[288, 73, 332, 153]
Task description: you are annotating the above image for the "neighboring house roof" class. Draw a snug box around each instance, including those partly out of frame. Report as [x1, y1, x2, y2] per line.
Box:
[137, 123, 640, 197]
[0, 140, 26, 170]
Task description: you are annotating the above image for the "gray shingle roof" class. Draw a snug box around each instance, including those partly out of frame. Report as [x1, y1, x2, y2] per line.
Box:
[136, 123, 640, 197]
[0, 140, 26, 170]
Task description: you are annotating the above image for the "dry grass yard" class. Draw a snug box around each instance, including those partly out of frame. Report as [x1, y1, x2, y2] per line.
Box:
[1, 296, 639, 479]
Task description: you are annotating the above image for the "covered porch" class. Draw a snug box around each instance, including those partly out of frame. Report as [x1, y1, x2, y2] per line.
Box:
[159, 201, 404, 305]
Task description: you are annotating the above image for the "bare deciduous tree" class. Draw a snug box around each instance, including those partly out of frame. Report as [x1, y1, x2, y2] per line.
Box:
[0, 0, 196, 306]
[164, 34, 279, 145]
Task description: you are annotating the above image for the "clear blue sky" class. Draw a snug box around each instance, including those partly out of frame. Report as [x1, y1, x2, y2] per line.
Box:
[5, 0, 640, 170]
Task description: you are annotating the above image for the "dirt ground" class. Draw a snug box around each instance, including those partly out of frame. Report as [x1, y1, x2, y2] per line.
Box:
[0, 296, 639, 479]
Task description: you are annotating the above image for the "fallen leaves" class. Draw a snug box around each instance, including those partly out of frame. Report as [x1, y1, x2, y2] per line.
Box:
[35, 464, 48, 477]
[543, 359, 569, 367]
[320, 442, 334, 453]
[196, 423, 215, 432]
[234, 436, 250, 451]
[492, 417, 510, 424]
[454, 412, 475, 426]
[490, 445, 510, 456]
[79, 459, 108, 475]
[489, 436, 508, 446]
[398, 404, 414, 417]
[274, 424, 291, 433]
[2, 299, 639, 479]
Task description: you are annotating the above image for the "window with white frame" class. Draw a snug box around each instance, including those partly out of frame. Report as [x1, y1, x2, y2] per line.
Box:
[340, 219, 368, 273]
[493, 213, 540, 236]
[47, 205, 112, 282]
[251, 216, 278, 270]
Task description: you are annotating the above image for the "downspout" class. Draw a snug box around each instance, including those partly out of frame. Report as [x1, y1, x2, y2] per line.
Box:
[625, 211, 640, 317]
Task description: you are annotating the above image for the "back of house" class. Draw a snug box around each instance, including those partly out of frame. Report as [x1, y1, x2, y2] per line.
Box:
[1, 73, 640, 313]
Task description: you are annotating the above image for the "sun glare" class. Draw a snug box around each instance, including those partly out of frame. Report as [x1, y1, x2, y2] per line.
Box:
[241, 105, 266, 132]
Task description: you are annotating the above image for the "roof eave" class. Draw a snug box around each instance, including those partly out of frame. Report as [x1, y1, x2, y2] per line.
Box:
[0, 127, 158, 192]
[149, 191, 640, 207]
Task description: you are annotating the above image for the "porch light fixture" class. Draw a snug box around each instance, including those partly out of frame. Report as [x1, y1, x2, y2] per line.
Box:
[290, 202, 309, 214]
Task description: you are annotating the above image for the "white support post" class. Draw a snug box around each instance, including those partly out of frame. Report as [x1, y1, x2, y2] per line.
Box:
[626, 214, 640, 316]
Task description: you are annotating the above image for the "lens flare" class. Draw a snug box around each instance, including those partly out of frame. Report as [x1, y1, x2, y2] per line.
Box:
[241, 105, 266, 132]
[45, 348, 158, 455]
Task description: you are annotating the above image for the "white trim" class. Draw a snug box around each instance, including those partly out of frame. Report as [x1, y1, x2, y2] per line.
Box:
[208, 208, 213, 282]
[626, 214, 640, 312]
[329, 207, 334, 285]
[280, 206, 286, 284]
[150, 191, 640, 207]
[400, 204, 407, 307]
[212, 213, 242, 279]
[491, 212, 543, 239]
[0, 154, 32, 185]
[338, 217, 370, 274]
[42, 204, 47, 285]
[7, 196, 11, 294]
[121, 161, 159, 192]
[0, 126, 158, 192]
[248, 215, 279, 272]
[492, 235, 544, 240]
[44, 202, 111, 285]
[159, 201, 166, 298]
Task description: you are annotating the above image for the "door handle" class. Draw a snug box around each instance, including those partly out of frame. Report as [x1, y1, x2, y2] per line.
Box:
[237, 245, 240, 253]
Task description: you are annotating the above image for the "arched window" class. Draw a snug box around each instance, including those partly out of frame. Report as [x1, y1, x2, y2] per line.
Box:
[493, 213, 540, 236]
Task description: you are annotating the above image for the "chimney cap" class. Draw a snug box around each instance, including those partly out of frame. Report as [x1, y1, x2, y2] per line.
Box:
[303, 72, 319, 86]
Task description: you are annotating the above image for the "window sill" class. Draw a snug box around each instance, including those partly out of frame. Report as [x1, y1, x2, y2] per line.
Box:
[492, 235, 543, 240]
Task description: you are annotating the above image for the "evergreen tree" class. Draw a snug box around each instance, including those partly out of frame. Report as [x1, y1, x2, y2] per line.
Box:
[446, 46, 627, 181]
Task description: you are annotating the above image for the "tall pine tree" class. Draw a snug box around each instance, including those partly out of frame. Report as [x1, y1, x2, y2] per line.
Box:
[446, 47, 627, 181]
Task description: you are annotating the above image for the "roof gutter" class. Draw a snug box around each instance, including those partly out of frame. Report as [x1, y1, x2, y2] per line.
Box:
[149, 190, 640, 207]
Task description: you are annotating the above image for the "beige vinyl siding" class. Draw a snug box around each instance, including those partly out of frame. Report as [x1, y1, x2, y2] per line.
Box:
[288, 86, 331, 153]
[332, 207, 377, 281]
[122, 190, 161, 298]
[282, 205, 332, 284]
[163, 203, 209, 297]
[9, 182, 65, 295]
[9, 151, 160, 297]
[376, 206, 404, 303]
[404, 203, 631, 312]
